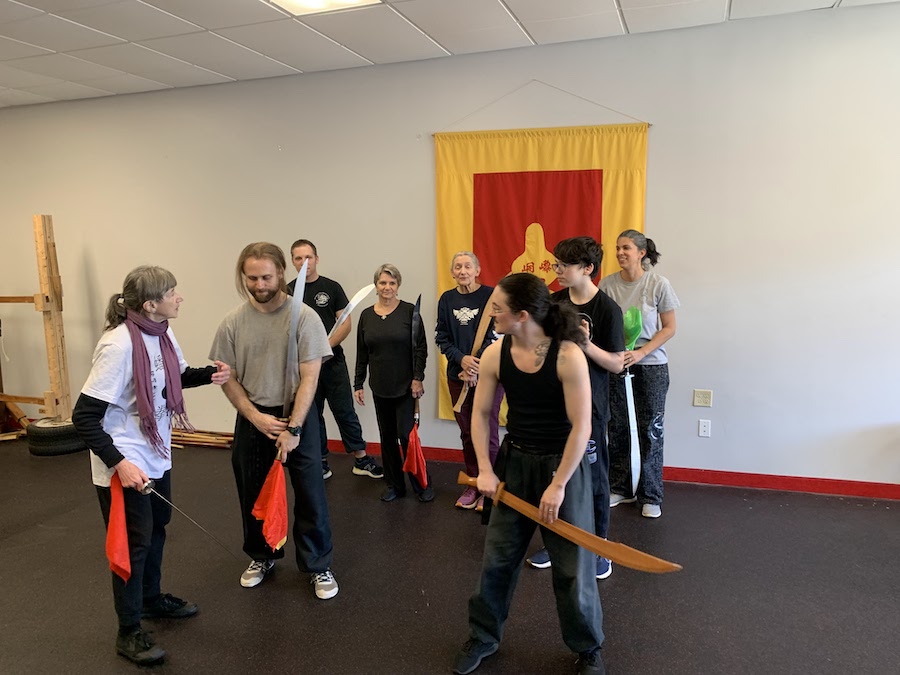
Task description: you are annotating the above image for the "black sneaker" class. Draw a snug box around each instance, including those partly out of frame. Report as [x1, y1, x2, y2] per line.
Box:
[417, 486, 435, 503]
[352, 455, 384, 478]
[322, 460, 333, 480]
[575, 648, 607, 675]
[116, 628, 165, 665]
[452, 638, 498, 674]
[142, 593, 199, 619]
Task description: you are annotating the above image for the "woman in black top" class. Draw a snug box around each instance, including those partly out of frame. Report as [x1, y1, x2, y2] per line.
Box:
[354, 264, 430, 502]
[451, 273, 606, 675]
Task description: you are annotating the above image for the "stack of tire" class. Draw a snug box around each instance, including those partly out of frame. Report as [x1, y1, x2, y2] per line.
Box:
[26, 417, 87, 457]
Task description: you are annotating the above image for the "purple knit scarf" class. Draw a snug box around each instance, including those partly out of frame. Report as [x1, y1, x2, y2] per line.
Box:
[125, 309, 193, 458]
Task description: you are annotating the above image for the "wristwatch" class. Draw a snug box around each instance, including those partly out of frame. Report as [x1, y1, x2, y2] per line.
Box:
[286, 425, 303, 437]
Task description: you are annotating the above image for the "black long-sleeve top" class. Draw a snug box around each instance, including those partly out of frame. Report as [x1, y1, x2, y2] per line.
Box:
[354, 301, 427, 398]
[72, 366, 215, 468]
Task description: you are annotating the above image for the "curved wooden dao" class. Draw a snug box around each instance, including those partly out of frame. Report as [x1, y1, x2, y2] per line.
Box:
[458, 472, 681, 574]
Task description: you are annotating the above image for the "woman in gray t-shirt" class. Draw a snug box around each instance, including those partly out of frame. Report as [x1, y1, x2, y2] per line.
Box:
[599, 230, 680, 519]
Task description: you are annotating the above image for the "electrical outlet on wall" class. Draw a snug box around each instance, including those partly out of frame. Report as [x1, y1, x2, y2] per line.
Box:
[693, 389, 713, 407]
[698, 419, 711, 437]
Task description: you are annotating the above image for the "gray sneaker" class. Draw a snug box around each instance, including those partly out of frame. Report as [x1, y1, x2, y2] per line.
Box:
[311, 569, 339, 600]
[452, 638, 499, 674]
[240, 559, 274, 588]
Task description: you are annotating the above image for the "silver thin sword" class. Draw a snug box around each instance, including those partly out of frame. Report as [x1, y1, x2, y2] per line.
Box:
[141, 480, 242, 562]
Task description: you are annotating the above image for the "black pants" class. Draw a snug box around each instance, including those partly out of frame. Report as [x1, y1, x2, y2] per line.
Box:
[97, 470, 171, 632]
[231, 404, 333, 573]
[589, 416, 611, 540]
[468, 439, 603, 653]
[372, 393, 428, 496]
[315, 354, 367, 458]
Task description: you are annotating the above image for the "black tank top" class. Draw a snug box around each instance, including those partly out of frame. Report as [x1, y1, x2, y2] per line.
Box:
[499, 335, 571, 447]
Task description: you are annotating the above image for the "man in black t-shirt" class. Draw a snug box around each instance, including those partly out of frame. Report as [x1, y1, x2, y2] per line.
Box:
[526, 237, 624, 580]
[288, 239, 383, 481]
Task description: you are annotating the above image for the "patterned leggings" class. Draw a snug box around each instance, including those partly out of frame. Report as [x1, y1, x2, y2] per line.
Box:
[607, 363, 669, 505]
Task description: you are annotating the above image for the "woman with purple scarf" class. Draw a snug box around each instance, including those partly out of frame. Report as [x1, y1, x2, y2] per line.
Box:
[72, 266, 229, 666]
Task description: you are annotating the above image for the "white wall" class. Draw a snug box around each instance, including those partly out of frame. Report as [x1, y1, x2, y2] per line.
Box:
[2, 3, 898, 484]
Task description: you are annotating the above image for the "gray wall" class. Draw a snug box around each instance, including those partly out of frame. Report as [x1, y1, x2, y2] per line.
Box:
[2, 3, 898, 483]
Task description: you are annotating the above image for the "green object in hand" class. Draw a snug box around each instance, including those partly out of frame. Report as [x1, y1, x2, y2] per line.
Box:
[623, 307, 643, 352]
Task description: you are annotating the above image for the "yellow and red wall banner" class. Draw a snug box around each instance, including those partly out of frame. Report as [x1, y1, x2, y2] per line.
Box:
[434, 123, 648, 419]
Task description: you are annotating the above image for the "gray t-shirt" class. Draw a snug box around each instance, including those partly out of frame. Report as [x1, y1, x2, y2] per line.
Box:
[209, 298, 332, 408]
[599, 270, 680, 366]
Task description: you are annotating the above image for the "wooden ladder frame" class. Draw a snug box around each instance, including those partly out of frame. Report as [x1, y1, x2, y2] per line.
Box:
[0, 214, 72, 428]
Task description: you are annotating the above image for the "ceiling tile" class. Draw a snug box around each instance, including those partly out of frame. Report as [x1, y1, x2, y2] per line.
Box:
[141, 0, 288, 30]
[217, 18, 371, 72]
[523, 11, 623, 44]
[4, 51, 123, 78]
[17, 1, 121, 10]
[730, 0, 833, 20]
[0, 34, 54, 60]
[622, 0, 726, 34]
[0, 86, 54, 104]
[839, 0, 900, 5]
[506, 0, 620, 22]
[302, 4, 447, 64]
[0, 62, 62, 86]
[392, 0, 531, 54]
[0, 12, 124, 50]
[56, 0, 203, 41]
[0, 0, 44, 25]
[139, 31, 298, 79]
[70, 42, 233, 85]
[22, 78, 112, 98]
[80, 71, 170, 93]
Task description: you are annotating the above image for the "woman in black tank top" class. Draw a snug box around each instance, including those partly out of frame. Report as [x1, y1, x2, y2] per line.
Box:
[452, 273, 608, 675]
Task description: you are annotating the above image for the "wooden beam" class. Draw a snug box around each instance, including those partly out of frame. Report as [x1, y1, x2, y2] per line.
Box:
[0, 296, 35, 304]
[0, 394, 45, 405]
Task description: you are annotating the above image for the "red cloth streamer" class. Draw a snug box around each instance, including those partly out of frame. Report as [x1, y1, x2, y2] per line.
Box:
[107, 473, 131, 582]
[252, 460, 288, 551]
[403, 423, 428, 488]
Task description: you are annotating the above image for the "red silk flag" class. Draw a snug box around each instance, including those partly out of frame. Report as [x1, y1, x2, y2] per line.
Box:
[107, 473, 131, 582]
[252, 460, 288, 551]
[434, 124, 648, 420]
[403, 422, 428, 489]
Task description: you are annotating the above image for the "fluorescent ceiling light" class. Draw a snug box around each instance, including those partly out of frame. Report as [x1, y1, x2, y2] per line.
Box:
[270, 0, 383, 17]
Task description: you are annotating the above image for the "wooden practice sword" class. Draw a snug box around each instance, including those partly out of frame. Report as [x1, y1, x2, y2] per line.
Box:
[458, 472, 682, 574]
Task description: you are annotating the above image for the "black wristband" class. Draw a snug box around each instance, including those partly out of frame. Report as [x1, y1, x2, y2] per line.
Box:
[286, 425, 302, 437]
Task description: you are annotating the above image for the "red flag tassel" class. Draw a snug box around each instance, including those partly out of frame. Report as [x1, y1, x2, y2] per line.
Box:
[403, 423, 428, 489]
[107, 473, 131, 582]
[252, 460, 288, 551]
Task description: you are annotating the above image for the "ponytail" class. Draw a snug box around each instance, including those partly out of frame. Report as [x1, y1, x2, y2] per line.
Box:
[619, 229, 662, 269]
[542, 303, 586, 346]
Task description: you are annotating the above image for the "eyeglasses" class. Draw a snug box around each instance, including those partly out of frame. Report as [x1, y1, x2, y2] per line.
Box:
[551, 261, 576, 272]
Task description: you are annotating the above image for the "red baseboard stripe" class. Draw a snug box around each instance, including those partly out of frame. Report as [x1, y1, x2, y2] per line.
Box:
[328, 441, 899, 500]
[663, 466, 900, 500]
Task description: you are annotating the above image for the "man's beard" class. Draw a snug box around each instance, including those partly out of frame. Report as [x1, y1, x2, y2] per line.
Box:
[250, 287, 279, 304]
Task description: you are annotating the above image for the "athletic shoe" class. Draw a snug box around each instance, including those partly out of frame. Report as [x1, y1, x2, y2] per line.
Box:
[240, 559, 274, 588]
[116, 628, 165, 666]
[455, 486, 479, 509]
[452, 638, 499, 675]
[609, 493, 636, 507]
[310, 569, 339, 600]
[352, 455, 383, 478]
[322, 460, 333, 480]
[142, 593, 199, 619]
[527, 548, 551, 569]
[642, 504, 662, 519]
[596, 557, 612, 580]
[475, 495, 485, 512]
[418, 486, 435, 503]
[575, 648, 607, 674]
